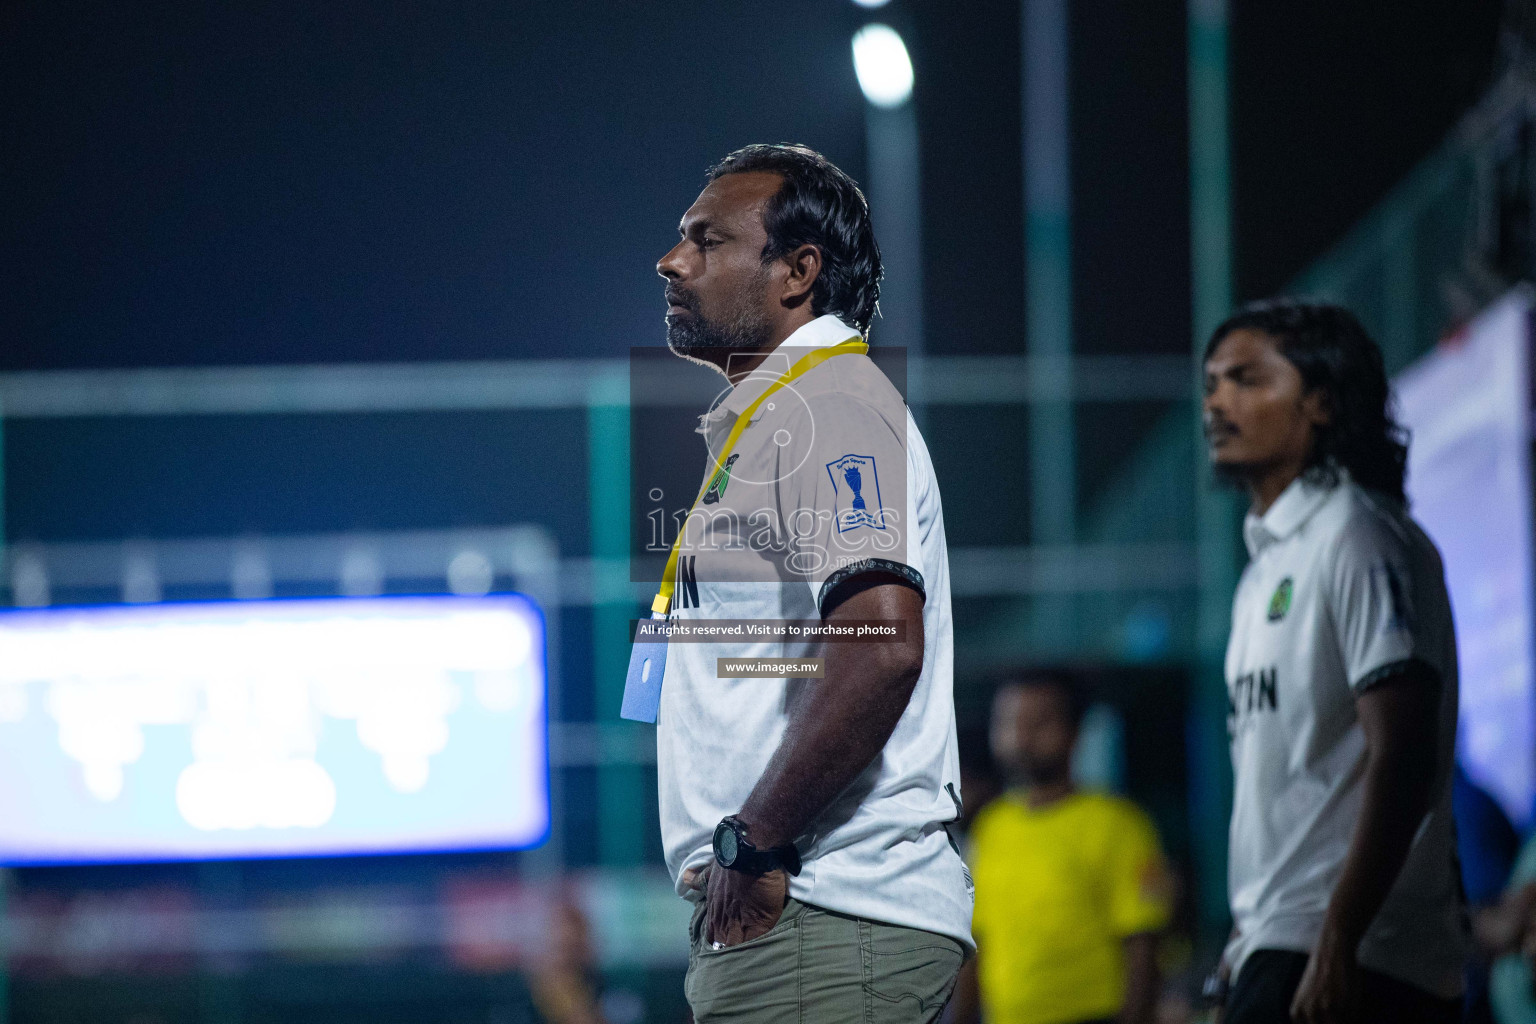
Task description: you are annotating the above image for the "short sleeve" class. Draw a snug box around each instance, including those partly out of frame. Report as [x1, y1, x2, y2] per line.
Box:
[774, 392, 921, 616]
[1107, 803, 1173, 938]
[1326, 513, 1438, 692]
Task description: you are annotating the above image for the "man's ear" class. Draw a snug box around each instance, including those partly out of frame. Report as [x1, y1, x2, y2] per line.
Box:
[780, 243, 822, 309]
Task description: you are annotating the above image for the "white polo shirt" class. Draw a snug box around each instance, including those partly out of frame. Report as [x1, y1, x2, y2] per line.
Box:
[1223, 473, 1468, 997]
[655, 314, 974, 948]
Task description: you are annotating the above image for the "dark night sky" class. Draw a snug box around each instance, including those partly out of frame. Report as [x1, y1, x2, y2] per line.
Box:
[1230, 0, 1503, 298]
[0, 1, 1506, 370]
[1, 1, 869, 368]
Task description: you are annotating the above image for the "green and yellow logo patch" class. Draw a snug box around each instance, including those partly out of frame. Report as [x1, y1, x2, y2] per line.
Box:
[701, 453, 739, 506]
[1267, 577, 1294, 622]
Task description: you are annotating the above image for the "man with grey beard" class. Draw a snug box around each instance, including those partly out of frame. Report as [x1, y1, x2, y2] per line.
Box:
[637, 143, 972, 1022]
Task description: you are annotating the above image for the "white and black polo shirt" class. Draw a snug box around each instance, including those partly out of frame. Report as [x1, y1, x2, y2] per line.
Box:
[655, 314, 972, 949]
[1223, 472, 1468, 997]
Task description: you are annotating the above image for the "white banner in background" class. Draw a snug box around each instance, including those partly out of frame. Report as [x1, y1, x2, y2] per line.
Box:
[1396, 290, 1536, 829]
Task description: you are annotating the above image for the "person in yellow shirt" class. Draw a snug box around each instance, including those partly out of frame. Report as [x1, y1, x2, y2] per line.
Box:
[951, 670, 1172, 1024]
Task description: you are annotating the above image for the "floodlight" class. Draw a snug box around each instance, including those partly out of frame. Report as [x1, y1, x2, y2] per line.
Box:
[852, 24, 913, 109]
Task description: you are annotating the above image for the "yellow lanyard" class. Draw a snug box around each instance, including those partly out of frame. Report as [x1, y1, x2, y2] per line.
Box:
[651, 336, 868, 616]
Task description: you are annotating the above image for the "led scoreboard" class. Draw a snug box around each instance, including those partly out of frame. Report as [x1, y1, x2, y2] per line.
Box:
[0, 595, 549, 863]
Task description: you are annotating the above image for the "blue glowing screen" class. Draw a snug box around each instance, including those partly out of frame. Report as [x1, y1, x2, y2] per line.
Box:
[1397, 291, 1536, 828]
[0, 595, 549, 864]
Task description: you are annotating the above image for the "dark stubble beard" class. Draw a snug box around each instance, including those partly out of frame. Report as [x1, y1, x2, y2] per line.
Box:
[666, 268, 776, 362]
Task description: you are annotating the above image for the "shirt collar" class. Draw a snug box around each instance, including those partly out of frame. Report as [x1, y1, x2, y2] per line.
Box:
[697, 315, 861, 433]
[1242, 472, 1339, 558]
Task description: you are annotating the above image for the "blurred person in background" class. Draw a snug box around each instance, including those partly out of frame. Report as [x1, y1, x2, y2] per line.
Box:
[1202, 301, 1467, 1024]
[950, 670, 1172, 1024]
[525, 896, 609, 1024]
[1475, 825, 1536, 1023]
[1456, 765, 1523, 1023]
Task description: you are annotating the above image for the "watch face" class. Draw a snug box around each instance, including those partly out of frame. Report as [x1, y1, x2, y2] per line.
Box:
[717, 825, 739, 865]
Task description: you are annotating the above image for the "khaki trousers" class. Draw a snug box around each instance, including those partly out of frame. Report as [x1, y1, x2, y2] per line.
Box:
[684, 897, 965, 1023]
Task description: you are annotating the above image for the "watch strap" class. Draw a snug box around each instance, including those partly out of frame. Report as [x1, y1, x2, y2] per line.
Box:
[718, 816, 802, 876]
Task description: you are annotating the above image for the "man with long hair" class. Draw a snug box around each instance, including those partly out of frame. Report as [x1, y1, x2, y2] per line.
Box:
[1202, 301, 1467, 1023]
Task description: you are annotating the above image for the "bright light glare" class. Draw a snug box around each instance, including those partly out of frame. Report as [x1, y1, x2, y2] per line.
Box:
[851, 24, 913, 108]
[851, 0, 891, 8]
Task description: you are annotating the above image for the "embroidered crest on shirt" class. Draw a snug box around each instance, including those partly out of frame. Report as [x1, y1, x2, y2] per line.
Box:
[1267, 577, 1293, 622]
[826, 454, 885, 532]
[701, 453, 739, 506]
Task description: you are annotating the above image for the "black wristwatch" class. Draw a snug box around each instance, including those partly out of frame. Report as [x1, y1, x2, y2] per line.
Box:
[713, 815, 802, 876]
